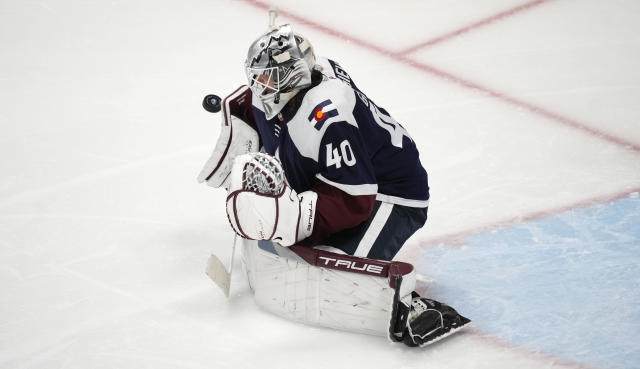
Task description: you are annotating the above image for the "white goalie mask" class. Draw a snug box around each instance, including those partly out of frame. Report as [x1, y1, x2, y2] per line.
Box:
[245, 24, 316, 119]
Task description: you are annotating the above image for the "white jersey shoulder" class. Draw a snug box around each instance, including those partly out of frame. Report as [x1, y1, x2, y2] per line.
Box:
[287, 76, 358, 163]
[315, 57, 336, 78]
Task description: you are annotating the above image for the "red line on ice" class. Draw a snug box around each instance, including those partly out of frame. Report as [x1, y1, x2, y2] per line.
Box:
[241, 0, 640, 153]
[395, 57, 640, 152]
[242, 0, 396, 58]
[415, 186, 640, 247]
[242, 0, 640, 244]
[241, 0, 640, 248]
[466, 329, 603, 369]
[396, 0, 553, 55]
[238, 3, 634, 367]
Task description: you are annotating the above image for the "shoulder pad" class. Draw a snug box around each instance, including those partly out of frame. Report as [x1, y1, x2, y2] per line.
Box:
[287, 80, 358, 162]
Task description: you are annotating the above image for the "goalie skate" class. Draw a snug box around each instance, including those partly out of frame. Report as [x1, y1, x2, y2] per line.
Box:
[404, 296, 472, 347]
[389, 275, 471, 347]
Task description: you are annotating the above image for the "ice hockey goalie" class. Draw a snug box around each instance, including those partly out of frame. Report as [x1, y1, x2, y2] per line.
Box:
[198, 21, 470, 347]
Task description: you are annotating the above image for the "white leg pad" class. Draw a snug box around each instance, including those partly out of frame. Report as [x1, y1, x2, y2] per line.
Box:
[241, 239, 415, 336]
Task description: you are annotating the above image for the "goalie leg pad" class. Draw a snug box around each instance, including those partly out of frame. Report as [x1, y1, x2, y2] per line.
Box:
[241, 239, 413, 336]
[241, 239, 472, 347]
[389, 275, 410, 342]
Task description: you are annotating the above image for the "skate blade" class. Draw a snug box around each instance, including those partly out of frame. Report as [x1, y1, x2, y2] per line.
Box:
[419, 321, 473, 347]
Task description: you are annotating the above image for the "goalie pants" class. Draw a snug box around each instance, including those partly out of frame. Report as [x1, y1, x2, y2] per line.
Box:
[318, 201, 428, 261]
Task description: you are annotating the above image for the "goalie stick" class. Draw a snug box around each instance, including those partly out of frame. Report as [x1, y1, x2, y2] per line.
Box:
[200, 90, 244, 297]
[205, 233, 237, 298]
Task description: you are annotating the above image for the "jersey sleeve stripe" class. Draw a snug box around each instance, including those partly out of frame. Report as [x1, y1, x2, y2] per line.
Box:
[375, 193, 430, 208]
[316, 174, 378, 196]
[353, 202, 394, 258]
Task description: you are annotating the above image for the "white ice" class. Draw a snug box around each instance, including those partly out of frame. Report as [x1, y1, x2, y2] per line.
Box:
[1, 1, 639, 368]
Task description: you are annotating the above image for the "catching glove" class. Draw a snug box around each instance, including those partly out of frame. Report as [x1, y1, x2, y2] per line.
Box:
[197, 86, 260, 190]
[225, 153, 317, 246]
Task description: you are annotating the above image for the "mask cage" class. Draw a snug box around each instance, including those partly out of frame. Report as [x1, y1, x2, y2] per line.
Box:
[246, 66, 280, 98]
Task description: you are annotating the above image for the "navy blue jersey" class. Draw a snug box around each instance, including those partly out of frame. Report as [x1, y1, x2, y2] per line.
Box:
[251, 57, 429, 208]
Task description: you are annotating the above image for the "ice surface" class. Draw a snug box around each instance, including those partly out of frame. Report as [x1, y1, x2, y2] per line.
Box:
[417, 196, 640, 369]
[1, 0, 639, 368]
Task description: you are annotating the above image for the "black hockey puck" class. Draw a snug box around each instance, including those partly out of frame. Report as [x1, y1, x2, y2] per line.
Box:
[202, 94, 222, 113]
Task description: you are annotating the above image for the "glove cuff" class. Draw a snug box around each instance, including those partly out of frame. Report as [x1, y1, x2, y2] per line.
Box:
[297, 191, 317, 241]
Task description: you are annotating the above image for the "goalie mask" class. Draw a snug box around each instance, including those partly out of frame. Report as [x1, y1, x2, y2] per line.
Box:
[245, 24, 316, 120]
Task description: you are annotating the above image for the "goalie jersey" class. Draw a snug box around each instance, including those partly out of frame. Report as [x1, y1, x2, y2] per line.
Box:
[250, 57, 429, 241]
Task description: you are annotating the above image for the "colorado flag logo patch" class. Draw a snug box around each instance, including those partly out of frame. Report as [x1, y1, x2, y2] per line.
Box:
[308, 99, 338, 130]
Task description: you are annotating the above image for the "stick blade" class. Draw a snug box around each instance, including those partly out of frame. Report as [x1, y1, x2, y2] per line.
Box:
[206, 254, 230, 298]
